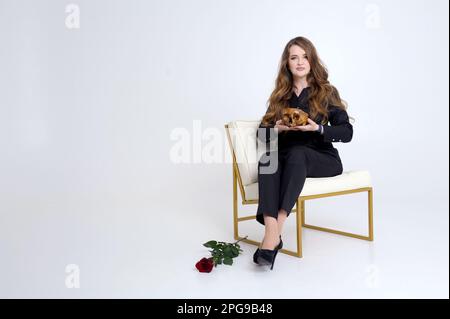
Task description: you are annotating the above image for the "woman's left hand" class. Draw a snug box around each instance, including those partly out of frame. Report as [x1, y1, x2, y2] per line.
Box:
[290, 118, 319, 132]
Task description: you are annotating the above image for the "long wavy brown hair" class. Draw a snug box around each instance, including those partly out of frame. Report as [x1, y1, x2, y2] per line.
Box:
[261, 36, 351, 126]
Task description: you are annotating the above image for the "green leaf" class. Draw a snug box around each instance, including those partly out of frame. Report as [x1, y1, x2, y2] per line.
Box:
[230, 248, 239, 257]
[223, 257, 233, 265]
[203, 240, 217, 248]
[203, 238, 245, 268]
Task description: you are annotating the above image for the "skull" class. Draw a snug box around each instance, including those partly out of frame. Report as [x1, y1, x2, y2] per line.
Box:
[281, 108, 309, 127]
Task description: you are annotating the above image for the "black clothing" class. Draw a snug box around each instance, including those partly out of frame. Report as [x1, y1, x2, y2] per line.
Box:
[256, 145, 343, 225]
[256, 87, 353, 161]
[255, 87, 353, 225]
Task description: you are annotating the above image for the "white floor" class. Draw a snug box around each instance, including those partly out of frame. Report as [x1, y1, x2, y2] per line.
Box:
[1, 0, 448, 300]
[1, 184, 448, 299]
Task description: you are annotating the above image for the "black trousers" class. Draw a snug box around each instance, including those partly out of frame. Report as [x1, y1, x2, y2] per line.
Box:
[256, 145, 343, 225]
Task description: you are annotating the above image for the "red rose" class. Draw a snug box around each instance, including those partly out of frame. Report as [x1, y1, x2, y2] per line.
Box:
[195, 257, 214, 273]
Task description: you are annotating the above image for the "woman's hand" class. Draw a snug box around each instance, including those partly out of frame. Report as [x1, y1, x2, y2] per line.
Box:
[290, 118, 319, 132]
[274, 119, 290, 133]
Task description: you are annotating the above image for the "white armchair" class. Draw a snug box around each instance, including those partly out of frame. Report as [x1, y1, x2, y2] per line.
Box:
[225, 120, 374, 258]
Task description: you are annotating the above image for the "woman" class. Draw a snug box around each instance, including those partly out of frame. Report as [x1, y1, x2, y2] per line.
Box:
[254, 36, 354, 269]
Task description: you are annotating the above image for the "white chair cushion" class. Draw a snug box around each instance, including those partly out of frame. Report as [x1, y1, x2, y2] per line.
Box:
[243, 170, 372, 200]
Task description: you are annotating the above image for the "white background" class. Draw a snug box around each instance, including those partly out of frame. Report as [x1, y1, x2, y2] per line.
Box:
[0, 0, 448, 298]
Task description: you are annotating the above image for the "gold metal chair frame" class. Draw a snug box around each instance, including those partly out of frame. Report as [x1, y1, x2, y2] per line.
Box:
[225, 124, 374, 258]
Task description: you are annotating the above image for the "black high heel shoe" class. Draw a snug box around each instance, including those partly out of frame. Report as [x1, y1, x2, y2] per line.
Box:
[253, 236, 282, 264]
[253, 235, 283, 269]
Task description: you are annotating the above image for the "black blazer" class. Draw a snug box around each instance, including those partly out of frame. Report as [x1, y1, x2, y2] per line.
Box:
[257, 87, 353, 159]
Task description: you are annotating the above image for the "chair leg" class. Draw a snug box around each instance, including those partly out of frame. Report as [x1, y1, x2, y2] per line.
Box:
[233, 188, 373, 258]
[368, 188, 374, 241]
[302, 188, 374, 241]
[301, 200, 305, 226]
[233, 165, 239, 241]
[296, 198, 303, 258]
[233, 195, 304, 258]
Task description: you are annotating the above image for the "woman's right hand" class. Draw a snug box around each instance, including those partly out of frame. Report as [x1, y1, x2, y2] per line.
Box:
[274, 119, 290, 133]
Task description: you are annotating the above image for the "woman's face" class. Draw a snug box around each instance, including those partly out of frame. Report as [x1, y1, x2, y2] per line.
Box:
[288, 45, 311, 79]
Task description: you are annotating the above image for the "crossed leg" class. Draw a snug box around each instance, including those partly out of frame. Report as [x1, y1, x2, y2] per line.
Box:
[260, 209, 288, 249]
